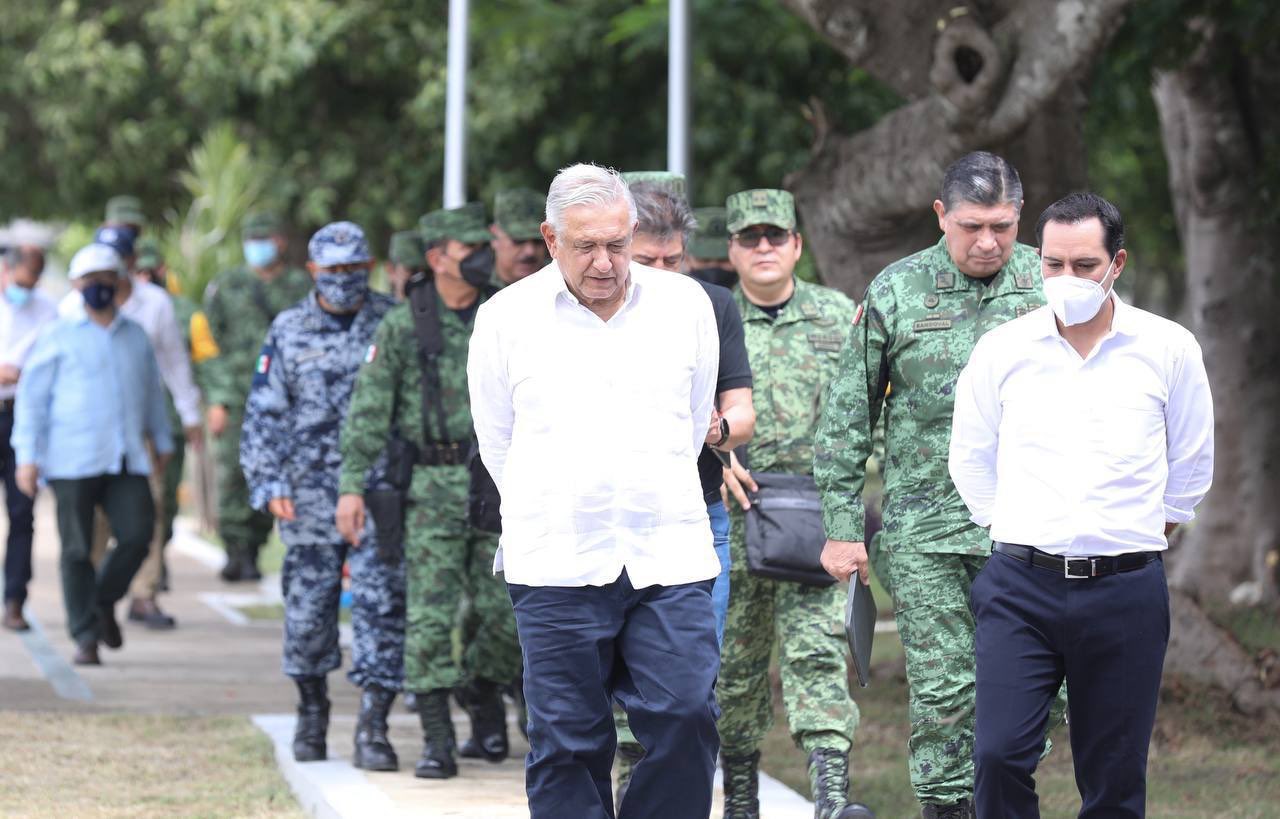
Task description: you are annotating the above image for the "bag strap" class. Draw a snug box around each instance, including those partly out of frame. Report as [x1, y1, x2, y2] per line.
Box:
[405, 274, 449, 446]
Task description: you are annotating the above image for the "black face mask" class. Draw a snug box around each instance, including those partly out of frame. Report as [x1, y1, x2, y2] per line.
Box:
[459, 245, 496, 287]
[690, 266, 738, 289]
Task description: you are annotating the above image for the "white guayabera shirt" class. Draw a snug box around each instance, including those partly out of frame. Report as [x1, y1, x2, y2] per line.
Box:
[948, 295, 1214, 557]
[468, 262, 721, 588]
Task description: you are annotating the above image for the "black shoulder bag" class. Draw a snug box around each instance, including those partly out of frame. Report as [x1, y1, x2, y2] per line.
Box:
[740, 448, 835, 586]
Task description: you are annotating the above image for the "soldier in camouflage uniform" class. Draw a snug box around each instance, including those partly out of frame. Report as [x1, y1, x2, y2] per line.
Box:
[240, 222, 403, 769]
[204, 212, 313, 582]
[685, 206, 737, 290]
[385, 230, 423, 301]
[489, 188, 548, 287]
[717, 189, 871, 819]
[813, 152, 1047, 819]
[338, 203, 520, 780]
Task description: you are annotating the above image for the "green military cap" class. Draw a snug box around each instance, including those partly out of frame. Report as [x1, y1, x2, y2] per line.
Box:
[388, 230, 425, 268]
[689, 207, 730, 260]
[493, 188, 546, 241]
[622, 171, 687, 201]
[104, 195, 146, 227]
[419, 202, 491, 245]
[726, 188, 796, 234]
[242, 211, 283, 239]
[134, 238, 163, 269]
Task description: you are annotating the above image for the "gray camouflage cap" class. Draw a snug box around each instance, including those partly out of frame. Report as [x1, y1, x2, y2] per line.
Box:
[388, 230, 425, 268]
[419, 202, 491, 245]
[308, 221, 372, 266]
[493, 188, 546, 241]
[104, 195, 145, 227]
[622, 171, 686, 201]
[689, 207, 730, 260]
[726, 188, 796, 234]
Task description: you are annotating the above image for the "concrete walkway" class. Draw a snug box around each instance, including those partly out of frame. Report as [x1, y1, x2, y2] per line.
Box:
[2, 498, 813, 818]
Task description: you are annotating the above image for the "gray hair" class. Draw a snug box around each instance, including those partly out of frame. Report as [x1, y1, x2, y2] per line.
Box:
[631, 183, 697, 246]
[545, 164, 637, 233]
[940, 151, 1023, 212]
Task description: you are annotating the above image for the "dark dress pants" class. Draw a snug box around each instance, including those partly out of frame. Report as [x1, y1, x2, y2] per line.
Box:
[1, 408, 36, 604]
[508, 570, 720, 819]
[971, 549, 1170, 818]
[50, 473, 155, 645]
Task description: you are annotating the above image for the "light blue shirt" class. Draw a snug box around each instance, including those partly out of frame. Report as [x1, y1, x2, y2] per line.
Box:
[12, 313, 172, 480]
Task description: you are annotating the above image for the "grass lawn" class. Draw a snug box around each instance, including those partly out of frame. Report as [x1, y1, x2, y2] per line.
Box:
[758, 602, 1280, 818]
[0, 713, 301, 818]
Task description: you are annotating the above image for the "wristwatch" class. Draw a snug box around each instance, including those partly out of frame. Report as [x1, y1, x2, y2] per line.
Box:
[712, 416, 730, 449]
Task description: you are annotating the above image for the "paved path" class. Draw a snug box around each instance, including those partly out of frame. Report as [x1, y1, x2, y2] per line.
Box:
[2, 499, 813, 818]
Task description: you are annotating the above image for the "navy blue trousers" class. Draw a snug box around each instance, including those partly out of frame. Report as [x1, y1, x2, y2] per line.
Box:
[1, 408, 35, 604]
[971, 549, 1169, 818]
[508, 571, 720, 819]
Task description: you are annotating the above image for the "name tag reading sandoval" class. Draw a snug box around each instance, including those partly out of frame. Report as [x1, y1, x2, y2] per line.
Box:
[912, 316, 953, 332]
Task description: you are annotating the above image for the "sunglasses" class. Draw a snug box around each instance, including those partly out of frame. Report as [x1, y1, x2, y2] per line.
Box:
[732, 226, 793, 249]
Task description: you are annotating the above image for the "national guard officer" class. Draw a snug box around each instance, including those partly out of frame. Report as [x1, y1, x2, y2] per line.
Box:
[489, 188, 548, 286]
[717, 189, 871, 819]
[203, 211, 312, 582]
[239, 221, 404, 769]
[386, 230, 424, 301]
[813, 152, 1047, 819]
[336, 203, 520, 780]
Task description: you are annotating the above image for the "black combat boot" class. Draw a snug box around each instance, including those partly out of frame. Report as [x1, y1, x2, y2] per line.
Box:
[613, 741, 645, 812]
[808, 748, 875, 819]
[920, 799, 975, 819]
[353, 685, 399, 771]
[292, 676, 330, 762]
[721, 750, 761, 819]
[241, 543, 263, 581]
[414, 688, 458, 779]
[456, 680, 509, 762]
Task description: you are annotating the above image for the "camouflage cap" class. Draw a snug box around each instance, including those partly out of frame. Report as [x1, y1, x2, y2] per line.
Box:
[418, 202, 491, 245]
[135, 238, 163, 269]
[726, 188, 796, 233]
[104, 195, 146, 227]
[688, 207, 730, 260]
[308, 221, 372, 266]
[388, 230, 425, 268]
[622, 171, 686, 201]
[493, 188, 546, 241]
[242, 211, 283, 240]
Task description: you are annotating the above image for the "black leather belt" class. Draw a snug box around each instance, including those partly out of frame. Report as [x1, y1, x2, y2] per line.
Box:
[417, 441, 468, 467]
[993, 542, 1158, 579]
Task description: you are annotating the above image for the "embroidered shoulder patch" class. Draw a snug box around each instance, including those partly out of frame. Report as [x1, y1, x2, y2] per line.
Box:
[852, 303, 864, 326]
[364, 344, 378, 364]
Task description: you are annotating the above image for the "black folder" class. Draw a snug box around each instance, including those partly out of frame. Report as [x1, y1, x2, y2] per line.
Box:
[843, 579, 877, 688]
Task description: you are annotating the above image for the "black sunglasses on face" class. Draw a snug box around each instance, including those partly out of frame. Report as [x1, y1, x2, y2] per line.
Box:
[732, 227, 792, 249]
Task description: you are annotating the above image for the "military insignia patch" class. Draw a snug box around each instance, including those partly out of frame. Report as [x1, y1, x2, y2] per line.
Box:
[365, 344, 377, 364]
[924, 294, 939, 308]
[935, 272, 955, 290]
[251, 345, 274, 388]
[852, 303, 865, 326]
[256, 353, 271, 374]
[809, 332, 844, 352]
[1014, 272, 1034, 289]
[913, 318, 953, 332]
[751, 190, 769, 207]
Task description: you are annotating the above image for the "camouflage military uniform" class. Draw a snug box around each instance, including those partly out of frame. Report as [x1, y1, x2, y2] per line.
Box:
[203, 253, 312, 562]
[239, 256, 403, 687]
[719, 276, 860, 757]
[813, 237, 1045, 805]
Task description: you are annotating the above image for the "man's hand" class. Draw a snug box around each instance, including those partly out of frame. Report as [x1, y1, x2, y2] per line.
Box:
[153, 451, 172, 474]
[207, 404, 228, 438]
[15, 464, 38, 498]
[720, 450, 757, 511]
[268, 497, 296, 521]
[821, 539, 871, 585]
[0, 364, 21, 386]
[184, 425, 204, 450]
[336, 494, 366, 546]
[704, 408, 724, 445]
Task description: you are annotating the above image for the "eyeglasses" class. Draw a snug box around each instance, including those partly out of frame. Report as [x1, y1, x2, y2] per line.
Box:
[732, 227, 793, 249]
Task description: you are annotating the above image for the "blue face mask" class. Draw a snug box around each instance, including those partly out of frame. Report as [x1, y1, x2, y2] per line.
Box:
[4, 284, 32, 308]
[315, 271, 369, 312]
[243, 239, 279, 268]
[82, 281, 117, 311]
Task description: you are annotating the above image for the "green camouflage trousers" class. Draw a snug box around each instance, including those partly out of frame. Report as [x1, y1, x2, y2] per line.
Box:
[403, 465, 520, 693]
[213, 409, 274, 552]
[719, 515, 859, 756]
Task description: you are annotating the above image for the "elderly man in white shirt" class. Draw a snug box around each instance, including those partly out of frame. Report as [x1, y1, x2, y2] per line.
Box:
[468, 164, 721, 819]
[949, 192, 1213, 819]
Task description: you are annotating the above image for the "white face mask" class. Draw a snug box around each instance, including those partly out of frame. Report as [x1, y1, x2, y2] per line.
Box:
[1043, 258, 1116, 326]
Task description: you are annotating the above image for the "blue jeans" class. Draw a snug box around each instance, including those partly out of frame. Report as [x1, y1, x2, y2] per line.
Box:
[707, 499, 731, 647]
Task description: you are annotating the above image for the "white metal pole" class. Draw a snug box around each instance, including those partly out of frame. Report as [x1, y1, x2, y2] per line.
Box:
[443, 0, 470, 208]
[668, 0, 691, 184]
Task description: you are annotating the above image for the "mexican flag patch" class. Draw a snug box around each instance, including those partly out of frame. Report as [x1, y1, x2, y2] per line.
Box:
[852, 303, 864, 326]
[256, 353, 271, 375]
[364, 344, 377, 364]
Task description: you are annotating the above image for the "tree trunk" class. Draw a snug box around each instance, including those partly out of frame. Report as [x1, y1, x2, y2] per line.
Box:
[1153, 24, 1280, 606]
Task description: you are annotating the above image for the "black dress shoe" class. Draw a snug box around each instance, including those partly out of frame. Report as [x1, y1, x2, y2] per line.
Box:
[3, 599, 29, 632]
[127, 598, 177, 630]
[98, 603, 123, 649]
[73, 640, 101, 665]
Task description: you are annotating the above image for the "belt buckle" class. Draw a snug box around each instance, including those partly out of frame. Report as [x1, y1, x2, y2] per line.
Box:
[1064, 557, 1096, 579]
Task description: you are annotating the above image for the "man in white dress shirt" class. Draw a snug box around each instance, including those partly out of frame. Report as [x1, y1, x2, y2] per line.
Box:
[468, 164, 722, 819]
[949, 192, 1214, 818]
